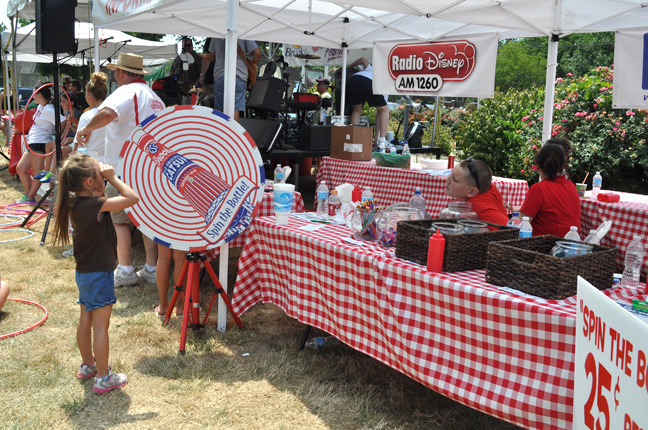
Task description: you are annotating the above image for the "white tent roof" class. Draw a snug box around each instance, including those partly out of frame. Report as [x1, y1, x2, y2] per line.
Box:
[328, 0, 648, 37]
[2, 22, 177, 66]
[92, 0, 531, 46]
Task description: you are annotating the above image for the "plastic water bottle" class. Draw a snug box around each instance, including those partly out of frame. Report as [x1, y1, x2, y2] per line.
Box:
[507, 211, 521, 228]
[378, 140, 386, 153]
[409, 187, 426, 217]
[584, 229, 601, 245]
[328, 190, 341, 216]
[519, 216, 533, 238]
[402, 143, 411, 155]
[621, 235, 645, 289]
[274, 164, 284, 184]
[361, 186, 373, 203]
[564, 226, 581, 241]
[305, 336, 340, 349]
[316, 181, 329, 216]
[592, 171, 602, 197]
[389, 145, 397, 153]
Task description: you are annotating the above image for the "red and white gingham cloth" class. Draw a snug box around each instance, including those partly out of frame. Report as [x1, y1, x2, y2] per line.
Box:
[315, 157, 529, 217]
[204, 191, 304, 260]
[232, 216, 645, 430]
[580, 191, 648, 276]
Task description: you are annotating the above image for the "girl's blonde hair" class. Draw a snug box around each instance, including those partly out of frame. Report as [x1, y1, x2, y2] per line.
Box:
[52, 154, 97, 247]
[86, 72, 108, 101]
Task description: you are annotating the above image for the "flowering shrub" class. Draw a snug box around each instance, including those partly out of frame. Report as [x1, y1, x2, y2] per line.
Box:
[455, 66, 648, 192]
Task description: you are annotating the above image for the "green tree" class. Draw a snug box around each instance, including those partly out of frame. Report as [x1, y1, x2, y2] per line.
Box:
[557, 32, 614, 77]
[495, 38, 547, 91]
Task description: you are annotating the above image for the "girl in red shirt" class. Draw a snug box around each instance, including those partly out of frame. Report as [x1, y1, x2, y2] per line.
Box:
[519, 143, 581, 237]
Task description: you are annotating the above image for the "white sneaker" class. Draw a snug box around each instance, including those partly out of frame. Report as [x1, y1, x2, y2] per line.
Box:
[137, 267, 157, 284]
[92, 371, 128, 395]
[114, 266, 139, 288]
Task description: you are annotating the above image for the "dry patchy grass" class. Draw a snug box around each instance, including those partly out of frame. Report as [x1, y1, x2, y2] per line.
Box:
[0, 163, 521, 429]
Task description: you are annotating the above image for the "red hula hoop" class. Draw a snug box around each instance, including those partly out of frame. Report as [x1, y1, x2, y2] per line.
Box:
[0, 298, 49, 340]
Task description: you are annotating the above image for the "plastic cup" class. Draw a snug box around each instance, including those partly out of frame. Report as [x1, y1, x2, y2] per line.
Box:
[576, 183, 587, 197]
[274, 183, 295, 225]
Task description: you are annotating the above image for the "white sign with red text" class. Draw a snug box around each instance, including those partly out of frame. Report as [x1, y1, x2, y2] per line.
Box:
[372, 34, 498, 98]
[575, 277, 648, 430]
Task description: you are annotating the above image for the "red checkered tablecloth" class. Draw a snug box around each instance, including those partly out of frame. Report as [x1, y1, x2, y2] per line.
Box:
[315, 157, 529, 217]
[232, 216, 645, 430]
[580, 191, 648, 276]
[204, 191, 304, 260]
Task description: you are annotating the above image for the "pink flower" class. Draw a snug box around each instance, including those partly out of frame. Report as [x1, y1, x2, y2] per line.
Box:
[520, 169, 525, 173]
[593, 104, 597, 107]
[562, 119, 567, 122]
[613, 127, 618, 131]
[522, 116, 530, 121]
[532, 165, 538, 171]
[626, 110, 635, 116]
[567, 73, 573, 77]
[600, 87, 608, 91]
[532, 145, 538, 149]
[615, 122, 621, 125]
[556, 78, 564, 82]
[539, 117, 544, 120]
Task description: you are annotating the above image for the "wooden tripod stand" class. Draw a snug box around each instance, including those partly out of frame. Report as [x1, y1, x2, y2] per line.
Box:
[165, 252, 244, 355]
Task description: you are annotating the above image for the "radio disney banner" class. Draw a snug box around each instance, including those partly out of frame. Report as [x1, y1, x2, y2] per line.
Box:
[574, 277, 648, 430]
[372, 34, 498, 98]
[613, 29, 648, 109]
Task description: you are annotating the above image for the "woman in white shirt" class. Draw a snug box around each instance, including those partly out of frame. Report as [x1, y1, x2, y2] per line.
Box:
[73, 72, 108, 162]
[15, 85, 64, 203]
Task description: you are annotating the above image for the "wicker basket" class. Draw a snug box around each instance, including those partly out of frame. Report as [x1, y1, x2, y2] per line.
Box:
[485, 236, 617, 300]
[396, 219, 518, 272]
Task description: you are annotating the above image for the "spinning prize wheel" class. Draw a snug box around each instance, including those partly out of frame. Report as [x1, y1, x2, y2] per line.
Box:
[119, 105, 265, 251]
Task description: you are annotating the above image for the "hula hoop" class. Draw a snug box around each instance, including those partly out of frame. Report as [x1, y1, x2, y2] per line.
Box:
[22, 83, 72, 158]
[0, 214, 26, 228]
[0, 298, 49, 340]
[0, 229, 35, 243]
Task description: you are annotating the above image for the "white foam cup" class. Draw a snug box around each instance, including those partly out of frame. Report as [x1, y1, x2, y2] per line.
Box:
[386, 130, 394, 142]
[274, 183, 295, 225]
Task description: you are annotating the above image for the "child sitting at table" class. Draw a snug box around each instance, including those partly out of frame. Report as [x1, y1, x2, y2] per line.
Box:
[444, 156, 509, 226]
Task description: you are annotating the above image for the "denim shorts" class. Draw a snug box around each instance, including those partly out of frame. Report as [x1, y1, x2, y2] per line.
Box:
[76, 271, 117, 311]
[214, 76, 247, 112]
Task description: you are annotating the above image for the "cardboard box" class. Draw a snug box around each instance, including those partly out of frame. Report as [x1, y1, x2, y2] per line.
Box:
[330, 126, 373, 161]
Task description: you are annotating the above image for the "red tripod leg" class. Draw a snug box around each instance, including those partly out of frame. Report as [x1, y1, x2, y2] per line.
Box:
[201, 260, 244, 328]
[178, 260, 199, 354]
[164, 258, 190, 324]
[189, 259, 201, 328]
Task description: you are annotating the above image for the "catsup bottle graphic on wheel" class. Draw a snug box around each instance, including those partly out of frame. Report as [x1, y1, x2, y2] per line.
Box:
[129, 128, 258, 244]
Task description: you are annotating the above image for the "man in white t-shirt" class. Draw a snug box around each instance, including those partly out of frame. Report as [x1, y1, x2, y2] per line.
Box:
[76, 53, 165, 288]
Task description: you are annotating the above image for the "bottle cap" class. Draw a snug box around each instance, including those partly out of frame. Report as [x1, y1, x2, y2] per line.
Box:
[432, 228, 444, 239]
[522, 216, 530, 221]
[331, 190, 338, 195]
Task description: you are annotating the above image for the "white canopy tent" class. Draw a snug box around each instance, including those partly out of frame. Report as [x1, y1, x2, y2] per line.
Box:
[1, 22, 177, 67]
[92, 0, 648, 141]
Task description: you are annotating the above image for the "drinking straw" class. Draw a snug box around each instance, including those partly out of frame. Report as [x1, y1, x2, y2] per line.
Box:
[582, 172, 589, 183]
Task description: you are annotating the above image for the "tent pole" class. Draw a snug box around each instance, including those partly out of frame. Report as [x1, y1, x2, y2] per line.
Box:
[216, 0, 240, 333]
[542, 34, 559, 143]
[94, 27, 100, 73]
[340, 47, 348, 125]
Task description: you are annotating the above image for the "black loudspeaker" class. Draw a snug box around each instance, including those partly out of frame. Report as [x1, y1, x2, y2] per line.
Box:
[247, 77, 285, 112]
[36, 0, 77, 54]
[239, 118, 283, 152]
[299, 124, 332, 151]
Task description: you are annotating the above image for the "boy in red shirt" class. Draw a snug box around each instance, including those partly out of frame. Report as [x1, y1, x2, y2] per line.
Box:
[445, 156, 509, 226]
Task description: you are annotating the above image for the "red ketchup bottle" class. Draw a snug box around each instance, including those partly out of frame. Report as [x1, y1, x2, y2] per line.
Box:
[352, 185, 363, 203]
[427, 228, 445, 272]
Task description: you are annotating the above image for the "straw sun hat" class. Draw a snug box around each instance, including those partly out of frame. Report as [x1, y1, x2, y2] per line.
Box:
[106, 52, 151, 75]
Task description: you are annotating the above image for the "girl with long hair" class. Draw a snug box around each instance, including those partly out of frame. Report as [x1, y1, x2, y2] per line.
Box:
[52, 153, 139, 394]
